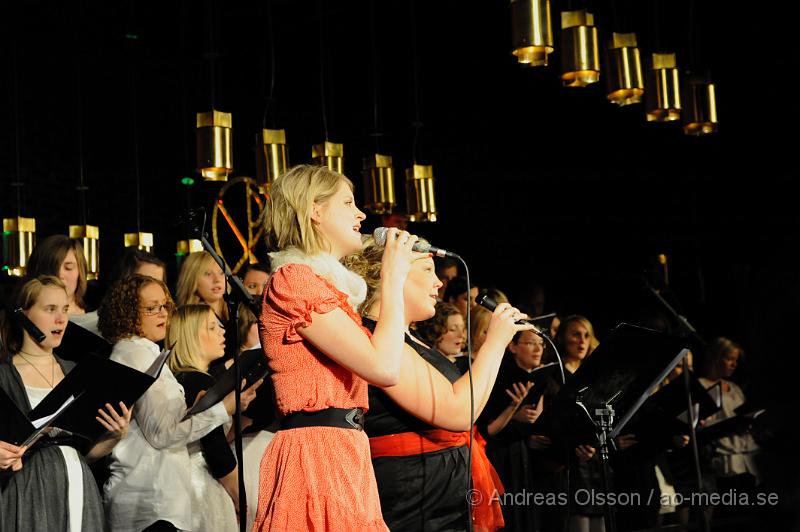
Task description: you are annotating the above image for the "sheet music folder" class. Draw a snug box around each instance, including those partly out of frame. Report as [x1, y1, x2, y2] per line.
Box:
[183, 347, 269, 419]
[518, 361, 561, 408]
[621, 371, 720, 454]
[0, 350, 169, 447]
[696, 397, 766, 445]
[532, 323, 689, 448]
[56, 318, 112, 363]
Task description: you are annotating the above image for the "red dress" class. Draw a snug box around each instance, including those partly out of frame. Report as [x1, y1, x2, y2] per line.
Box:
[253, 264, 387, 531]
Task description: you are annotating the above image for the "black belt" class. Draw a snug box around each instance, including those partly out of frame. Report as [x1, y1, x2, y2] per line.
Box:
[280, 407, 365, 431]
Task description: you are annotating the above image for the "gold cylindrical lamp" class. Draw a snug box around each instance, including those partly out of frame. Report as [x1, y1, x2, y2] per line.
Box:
[69, 225, 100, 280]
[405, 164, 437, 223]
[560, 10, 600, 87]
[176, 239, 204, 256]
[510, 0, 553, 67]
[605, 32, 644, 106]
[362, 154, 396, 215]
[683, 76, 718, 136]
[646, 53, 681, 122]
[311, 141, 344, 174]
[124, 232, 154, 253]
[196, 110, 233, 182]
[2, 216, 36, 277]
[255, 128, 288, 193]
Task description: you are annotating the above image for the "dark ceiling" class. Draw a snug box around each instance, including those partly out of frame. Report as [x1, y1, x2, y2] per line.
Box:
[1, 1, 798, 341]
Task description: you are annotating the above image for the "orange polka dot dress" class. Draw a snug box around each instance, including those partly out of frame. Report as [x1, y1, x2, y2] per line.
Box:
[253, 264, 388, 531]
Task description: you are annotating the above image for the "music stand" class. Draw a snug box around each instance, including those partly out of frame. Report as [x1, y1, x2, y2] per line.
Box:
[532, 323, 690, 532]
[187, 211, 259, 532]
[623, 370, 720, 457]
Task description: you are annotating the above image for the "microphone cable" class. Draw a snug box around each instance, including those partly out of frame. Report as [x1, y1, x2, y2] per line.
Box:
[456, 255, 476, 532]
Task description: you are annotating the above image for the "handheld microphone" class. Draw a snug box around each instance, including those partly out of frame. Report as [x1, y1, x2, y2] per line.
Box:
[11, 308, 47, 343]
[475, 291, 547, 338]
[371, 227, 459, 258]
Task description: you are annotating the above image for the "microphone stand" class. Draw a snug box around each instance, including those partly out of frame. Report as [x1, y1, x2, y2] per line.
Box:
[644, 282, 710, 532]
[191, 222, 258, 532]
[576, 390, 621, 532]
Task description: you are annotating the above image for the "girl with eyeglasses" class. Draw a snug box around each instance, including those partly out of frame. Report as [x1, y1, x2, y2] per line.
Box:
[477, 329, 549, 531]
[98, 274, 257, 532]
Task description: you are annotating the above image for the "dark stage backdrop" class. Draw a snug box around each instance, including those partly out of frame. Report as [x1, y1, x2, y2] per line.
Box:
[1, 3, 798, 525]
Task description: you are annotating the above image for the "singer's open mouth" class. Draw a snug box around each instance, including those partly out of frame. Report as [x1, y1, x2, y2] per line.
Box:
[353, 224, 361, 233]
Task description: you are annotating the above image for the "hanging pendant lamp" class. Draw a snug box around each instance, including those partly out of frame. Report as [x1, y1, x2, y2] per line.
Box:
[311, 141, 344, 174]
[124, 232, 154, 253]
[510, 0, 553, 67]
[560, 9, 600, 87]
[176, 239, 203, 256]
[196, 110, 233, 181]
[646, 53, 681, 122]
[2, 217, 36, 277]
[683, 75, 718, 135]
[69, 225, 100, 280]
[405, 164, 437, 222]
[255, 128, 288, 194]
[362, 154, 396, 215]
[605, 32, 644, 106]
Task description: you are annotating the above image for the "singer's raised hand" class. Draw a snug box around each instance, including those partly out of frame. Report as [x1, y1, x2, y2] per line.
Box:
[379, 228, 428, 287]
[481, 303, 534, 352]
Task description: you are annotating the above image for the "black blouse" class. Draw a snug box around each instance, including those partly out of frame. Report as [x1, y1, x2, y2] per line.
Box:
[362, 318, 462, 437]
[175, 370, 237, 478]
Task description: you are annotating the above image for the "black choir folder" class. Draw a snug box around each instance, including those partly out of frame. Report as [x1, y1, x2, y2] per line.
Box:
[516, 361, 561, 408]
[182, 347, 269, 419]
[620, 371, 721, 455]
[532, 323, 690, 449]
[0, 349, 169, 448]
[55, 318, 112, 364]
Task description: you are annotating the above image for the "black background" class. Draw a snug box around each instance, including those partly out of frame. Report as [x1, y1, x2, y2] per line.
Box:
[1, 2, 798, 524]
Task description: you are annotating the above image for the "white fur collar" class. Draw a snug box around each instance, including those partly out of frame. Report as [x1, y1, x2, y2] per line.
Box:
[268, 248, 367, 310]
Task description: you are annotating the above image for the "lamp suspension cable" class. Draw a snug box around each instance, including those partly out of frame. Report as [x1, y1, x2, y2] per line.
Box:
[688, 0, 697, 71]
[179, 0, 193, 215]
[206, 0, 216, 110]
[317, 0, 329, 141]
[410, 0, 422, 164]
[75, 30, 88, 226]
[262, 0, 276, 130]
[368, 0, 381, 152]
[130, 51, 142, 232]
[12, 40, 24, 218]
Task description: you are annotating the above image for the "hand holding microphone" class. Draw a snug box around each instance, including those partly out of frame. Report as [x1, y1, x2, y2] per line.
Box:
[375, 228, 425, 289]
[476, 291, 547, 338]
[478, 291, 567, 385]
[372, 227, 460, 259]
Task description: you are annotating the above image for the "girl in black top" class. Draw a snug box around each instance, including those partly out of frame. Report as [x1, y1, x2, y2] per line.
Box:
[345, 237, 531, 531]
[167, 304, 261, 531]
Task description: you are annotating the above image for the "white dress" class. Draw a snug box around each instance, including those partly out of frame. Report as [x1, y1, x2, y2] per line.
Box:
[104, 336, 231, 531]
[187, 437, 238, 532]
[25, 385, 84, 532]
